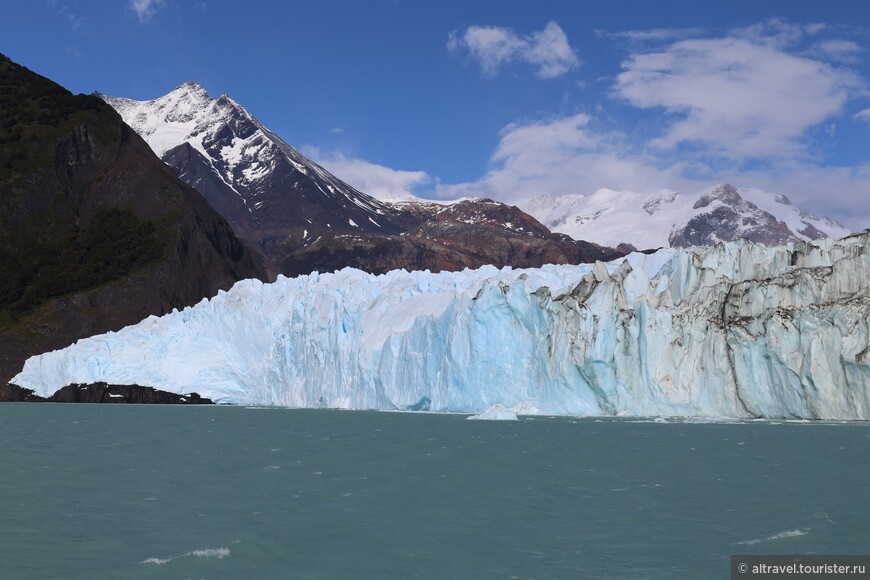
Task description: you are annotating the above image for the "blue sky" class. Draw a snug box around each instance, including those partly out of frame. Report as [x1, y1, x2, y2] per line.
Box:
[3, 0, 870, 227]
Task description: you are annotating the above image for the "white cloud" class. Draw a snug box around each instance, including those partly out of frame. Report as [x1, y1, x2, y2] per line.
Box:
[434, 113, 699, 202]
[305, 148, 431, 202]
[855, 108, 870, 124]
[448, 21, 580, 79]
[614, 30, 863, 161]
[129, 0, 164, 23]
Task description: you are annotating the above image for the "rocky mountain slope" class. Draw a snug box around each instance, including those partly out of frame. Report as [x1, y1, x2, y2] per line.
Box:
[282, 198, 626, 276]
[0, 55, 266, 385]
[523, 183, 851, 250]
[103, 84, 625, 277]
[101, 83, 415, 276]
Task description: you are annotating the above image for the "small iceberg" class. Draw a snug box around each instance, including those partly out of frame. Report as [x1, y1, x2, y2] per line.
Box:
[467, 404, 518, 421]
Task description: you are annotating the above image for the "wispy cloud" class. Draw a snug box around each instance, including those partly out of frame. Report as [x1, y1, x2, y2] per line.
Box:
[305, 148, 431, 201]
[600, 27, 706, 45]
[49, 0, 83, 32]
[810, 39, 863, 64]
[855, 108, 870, 124]
[448, 21, 580, 79]
[129, 0, 164, 23]
[730, 18, 826, 48]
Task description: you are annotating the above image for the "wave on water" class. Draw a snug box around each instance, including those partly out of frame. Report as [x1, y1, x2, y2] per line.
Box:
[737, 529, 807, 546]
[192, 548, 230, 558]
[621, 416, 746, 424]
[141, 547, 230, 565]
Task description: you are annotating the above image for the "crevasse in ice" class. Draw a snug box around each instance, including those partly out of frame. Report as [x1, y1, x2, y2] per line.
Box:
[13, 232, 870, 419]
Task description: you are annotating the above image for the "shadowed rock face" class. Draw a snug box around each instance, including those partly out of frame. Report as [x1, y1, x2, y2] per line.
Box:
[0, 54, 267, 384]
[669, 184, 797, 247]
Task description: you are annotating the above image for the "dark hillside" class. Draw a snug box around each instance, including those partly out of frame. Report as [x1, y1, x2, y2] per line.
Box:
[0, 54, 266, 384]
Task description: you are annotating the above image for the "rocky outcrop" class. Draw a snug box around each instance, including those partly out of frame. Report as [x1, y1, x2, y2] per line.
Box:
[669, 184, 796, 247]
[0, 383, 45, 402]
[0, 382, 212, 404]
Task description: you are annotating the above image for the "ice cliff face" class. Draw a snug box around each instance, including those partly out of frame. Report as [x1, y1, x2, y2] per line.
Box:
[13, 232, 870, 419]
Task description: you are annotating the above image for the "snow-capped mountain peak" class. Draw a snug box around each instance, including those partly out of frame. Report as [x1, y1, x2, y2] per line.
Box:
[102, 81, 213, 157]
[101, 83, 410, 274]
[694, 183, 743, 208]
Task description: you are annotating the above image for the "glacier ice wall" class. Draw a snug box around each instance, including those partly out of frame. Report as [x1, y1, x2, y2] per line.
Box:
[13, 232, 870, 419]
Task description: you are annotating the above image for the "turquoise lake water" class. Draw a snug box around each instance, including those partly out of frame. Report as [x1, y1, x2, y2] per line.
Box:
[1, 405, 867, 579]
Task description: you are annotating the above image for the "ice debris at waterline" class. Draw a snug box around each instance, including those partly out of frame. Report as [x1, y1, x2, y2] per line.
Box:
[468, 404, 519, 421]
[13, 232, 870, 419]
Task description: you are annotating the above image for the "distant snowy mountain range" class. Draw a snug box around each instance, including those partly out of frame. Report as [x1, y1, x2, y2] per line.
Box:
[521, 184, 850, 250]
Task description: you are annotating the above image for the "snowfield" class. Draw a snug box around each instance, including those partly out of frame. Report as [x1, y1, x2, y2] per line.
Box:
[13, 233, 870, 419]
[522, 185, 851, 250]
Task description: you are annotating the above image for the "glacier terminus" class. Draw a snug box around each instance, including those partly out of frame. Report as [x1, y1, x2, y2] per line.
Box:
[13, 232, 870, 420]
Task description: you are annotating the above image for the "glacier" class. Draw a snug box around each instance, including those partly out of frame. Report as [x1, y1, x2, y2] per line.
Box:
[12, 232, 870, 419]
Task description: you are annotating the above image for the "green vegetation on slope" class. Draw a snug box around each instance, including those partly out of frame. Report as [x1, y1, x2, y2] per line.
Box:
[0, 55, 103, 175]
[0, 54, 166, 324]
[0, 208, 166, 318]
